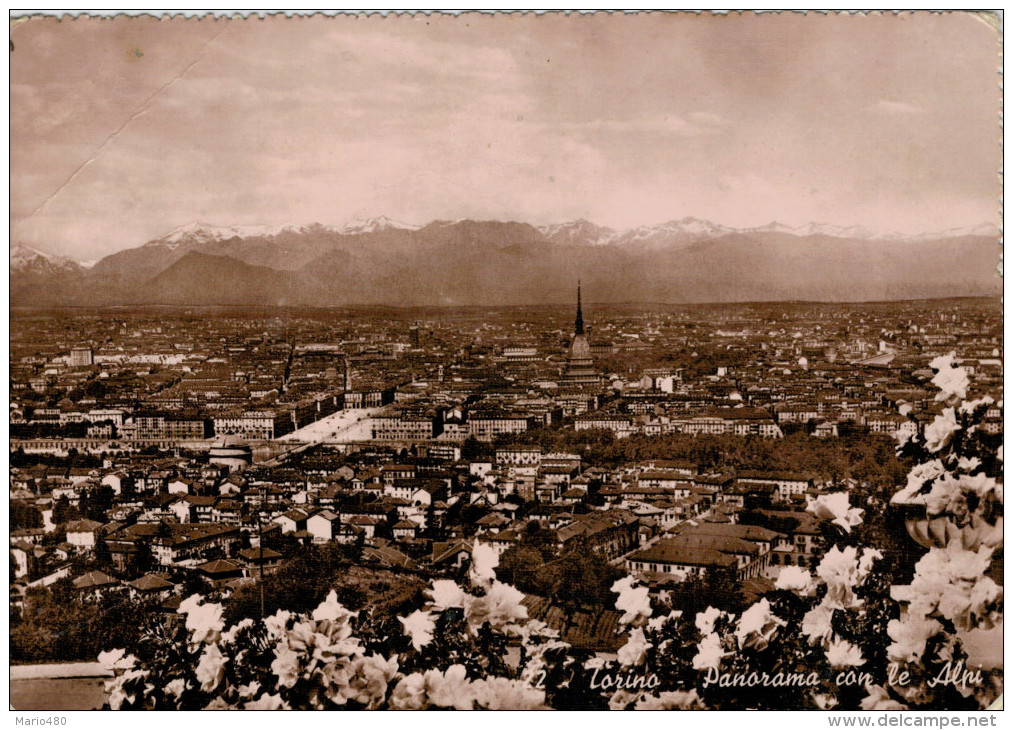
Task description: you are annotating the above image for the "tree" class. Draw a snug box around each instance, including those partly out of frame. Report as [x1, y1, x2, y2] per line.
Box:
[11, 501, 43, 530]
[52, 495, 80, 525]
[94, 539, 112, 569]
[538, 538, 621, 613]
[130, 541, 155, 578]
[495, 544, 545, 593]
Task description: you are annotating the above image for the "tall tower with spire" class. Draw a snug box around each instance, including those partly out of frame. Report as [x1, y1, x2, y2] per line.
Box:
[575, 280, 585, 336]
[562, 281, 599, 387]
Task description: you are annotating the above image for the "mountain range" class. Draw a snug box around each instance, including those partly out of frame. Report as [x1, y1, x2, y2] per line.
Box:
[11, 217, 1002, 307]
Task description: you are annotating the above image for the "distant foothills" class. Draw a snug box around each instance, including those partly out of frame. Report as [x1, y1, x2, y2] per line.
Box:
[10, 216, 1002, 307]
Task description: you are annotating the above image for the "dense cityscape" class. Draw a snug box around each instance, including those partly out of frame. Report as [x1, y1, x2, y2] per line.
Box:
[10, 294, 1002, 684]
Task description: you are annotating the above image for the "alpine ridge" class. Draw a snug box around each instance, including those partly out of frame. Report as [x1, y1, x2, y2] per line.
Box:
[11, 217, 1001, 307]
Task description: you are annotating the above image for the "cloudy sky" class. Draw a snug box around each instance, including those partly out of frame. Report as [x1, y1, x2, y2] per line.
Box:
[11, 11, 1001, 261]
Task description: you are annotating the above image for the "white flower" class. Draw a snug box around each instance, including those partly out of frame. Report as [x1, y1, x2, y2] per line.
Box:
[105, 677, 130, 710]
[98, 648, 136, 672]
[825, 638, 865, 669]
[816, 546, 862, 608]
[466, 580, 528, 631]
[929, 354, 970, 401]
[264, 609, 293, 641]
[472, 677, 546, 710]
[893, 460, 948, 505]
[389, 673, 427, 710]
[614, 581, 652, 625]
[812, 693, 838, 710]
[861, 684, 908, 711]
[398, 609, 436, 651]
[692, 632, 726, 671]
[164, 678, 187, 701]
[695, 606, 723, 636]
[960, 472, 999, 499]
[617, 627, 649, 667]
[922, 474, 964, 517]
[220, 618, 254, 644]
[886, 616, 943, 663]
[425, 665, 475, 710]
[177, 594, 224, 644]
[968, 577, 1003, 630]
[647, 610, 683, 632]
[341, 654, 398, 708]
[469, 540, 499, 586]
[312, 590, 354, 622]
[800, 602, 835, 646]
[195, 643, 227, 693]
[957, 456, 983, 472]
[807, 492, 864, 533]
[735, 598, 783, 650]
[924, 408, 960, 453]
[634, 690, 704, 710]
[856, 548, 883, 582]
[271, 644, 302, 688]
[775, 566, 817, 597]
[427, 579, 467, 611]
[958, 395, 994, 415]
[245, 693, 286, 710]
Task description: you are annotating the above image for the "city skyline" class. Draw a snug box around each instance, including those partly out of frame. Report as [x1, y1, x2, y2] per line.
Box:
[11, 12, 1002, 261]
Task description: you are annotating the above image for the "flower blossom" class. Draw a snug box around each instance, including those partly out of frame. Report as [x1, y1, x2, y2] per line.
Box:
[98, 648, 136, 672]
[312, 590, 357, 625]
[929, 354, 970, 401]
[886, 616, 943, 663]
[338, 654, 398, 708]
[800, 601, 835, 647]
[825, 638, 865, 669]
[735, 598, 783, 650]
[465, 581, 528, 632]
[164, 678, 187, 701]
[807, 492, 864, 533]
[861, 685, 908, 711]
[472, 677, 545, 710]
[617, 627, 649, 667]
[612, 576, 652, 625]
[635, 690, 704, 710]
[427, 579, 467, 611]
[399, 609, 436, 651]
[389, 673, 427, 710]
[245, 693, 287, 710]
[195, 643, 227, 693]
[469, 540, 499, 586]
[924, 408, 960, 453]
[271, 644, 302, 689]
[264, 610, 293, 641]
[647, 610, 683, 632]
[815, 546, 862, 608]
[695, 606, 723, 636]
[692, 632, 727, 671]
[775, 566, 817, 597]
[424, 665, 476, 710]
[177, 594, 225, 644]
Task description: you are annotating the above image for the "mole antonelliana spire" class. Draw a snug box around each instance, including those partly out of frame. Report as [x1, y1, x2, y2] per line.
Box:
[575, 280, 585, 336]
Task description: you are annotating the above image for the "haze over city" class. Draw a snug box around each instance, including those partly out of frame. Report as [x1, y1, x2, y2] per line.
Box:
[11, 12, 1001, 262]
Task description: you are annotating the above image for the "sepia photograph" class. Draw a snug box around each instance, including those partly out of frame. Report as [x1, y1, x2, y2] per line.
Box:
[8, 10, 1003, 715]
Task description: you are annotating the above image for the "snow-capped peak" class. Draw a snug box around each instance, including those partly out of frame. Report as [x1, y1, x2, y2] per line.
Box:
[336, 216, 419, 235]
[539, 219, 617, 246]
[156, 222, 317, 246]
[10, 244, 83, 272]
